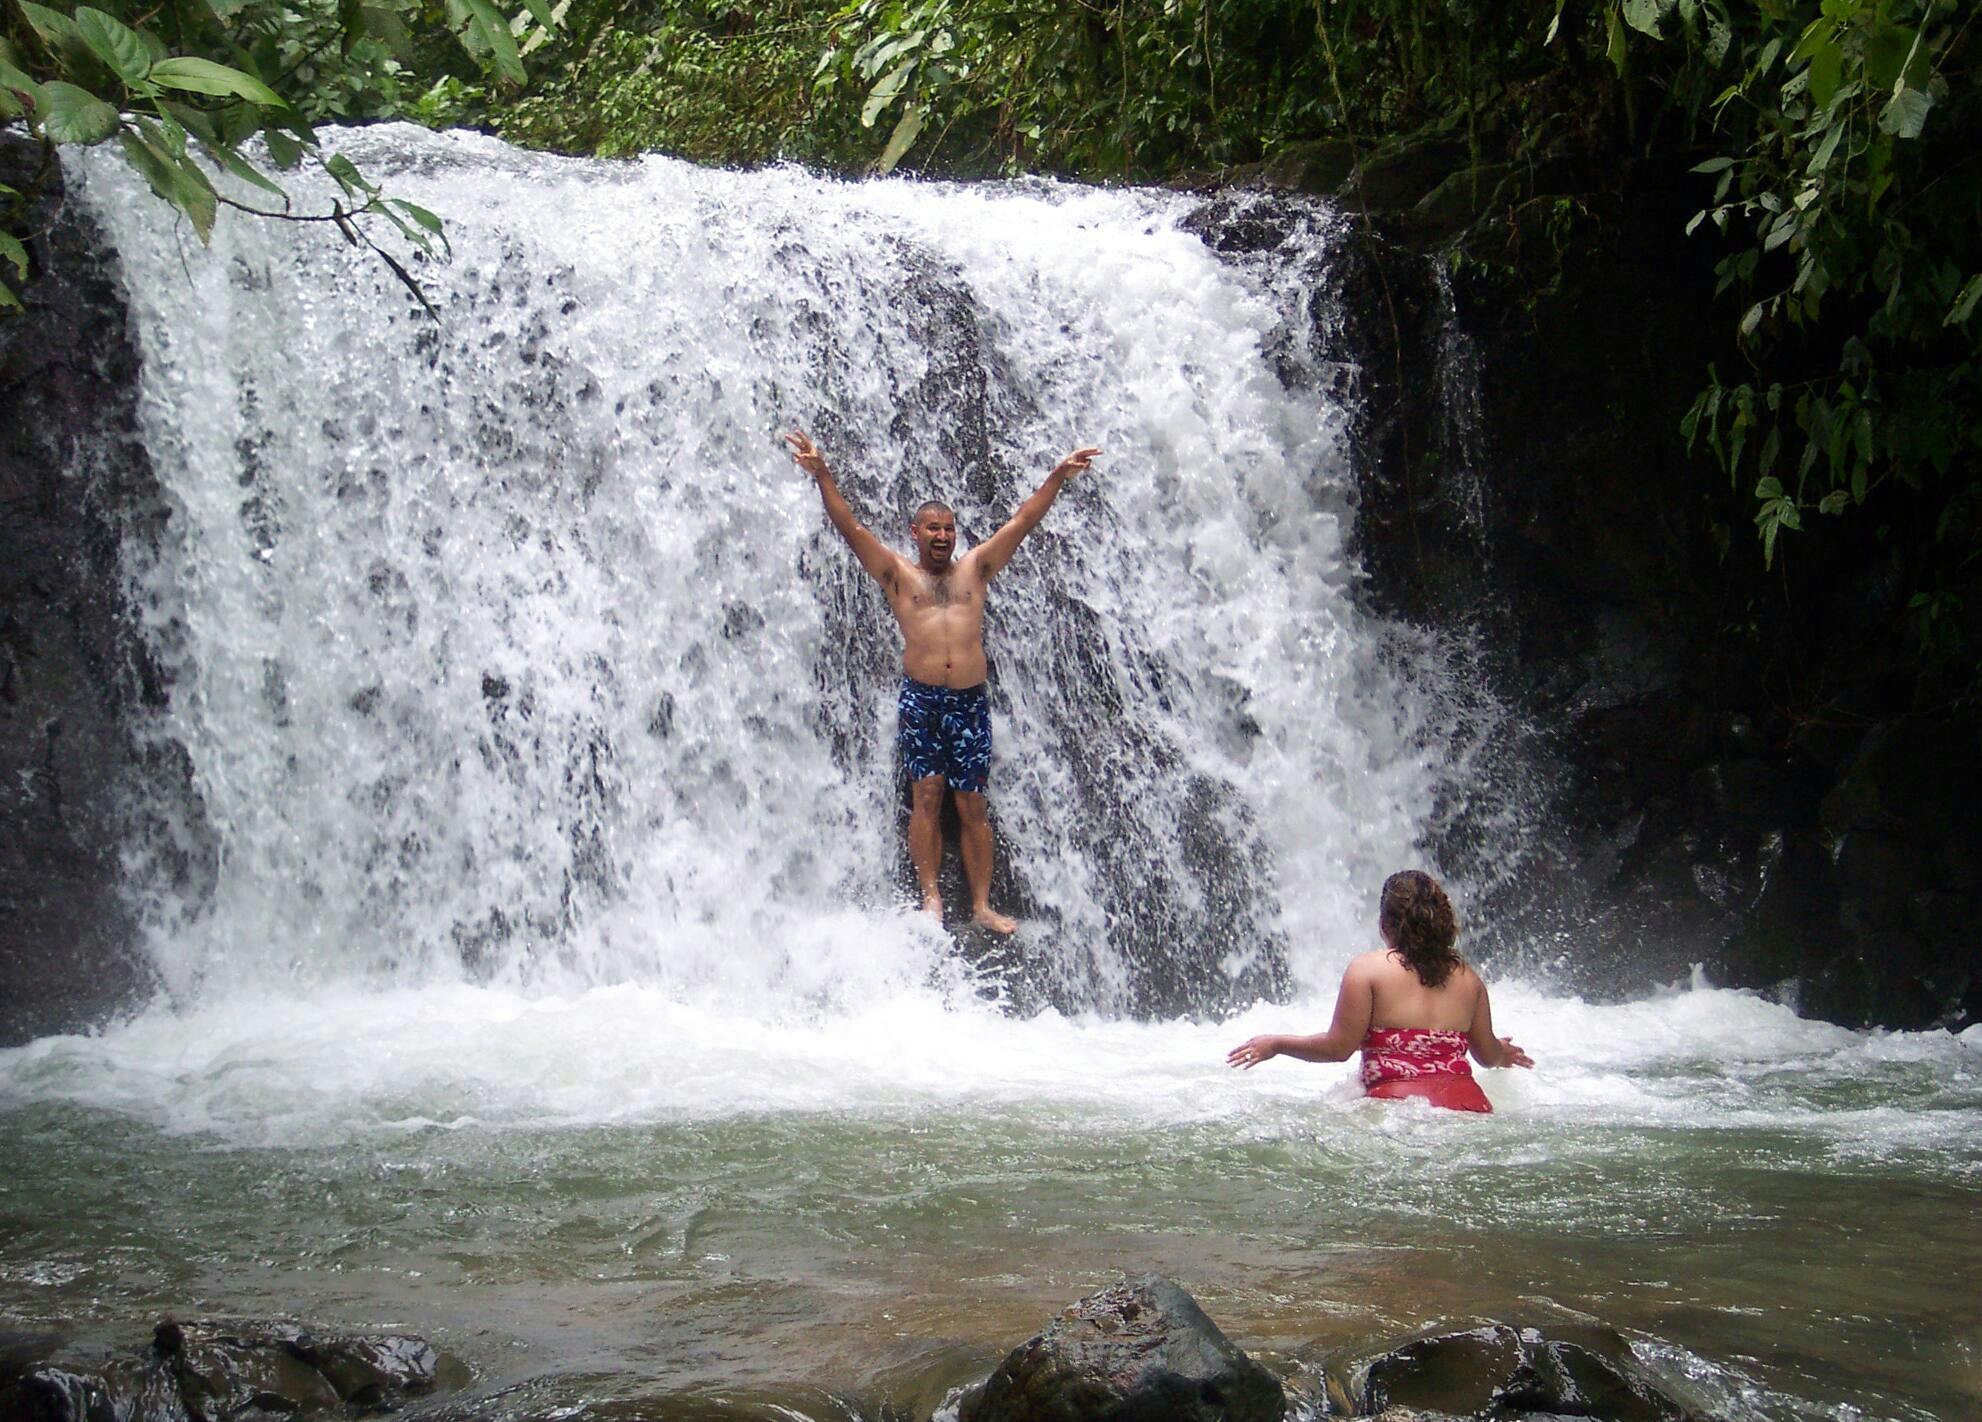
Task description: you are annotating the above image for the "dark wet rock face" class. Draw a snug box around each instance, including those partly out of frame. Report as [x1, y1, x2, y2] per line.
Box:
[1347, 1323, 1698, 1422]
[0, 1319, 463, 1421]
[1219, 144, 1982, 1030]
[959, 1275, 1284, 1422]
[0, 133, 215, 1047]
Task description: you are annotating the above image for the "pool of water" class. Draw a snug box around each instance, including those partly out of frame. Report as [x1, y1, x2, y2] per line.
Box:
[3, 979, 1977, 1421]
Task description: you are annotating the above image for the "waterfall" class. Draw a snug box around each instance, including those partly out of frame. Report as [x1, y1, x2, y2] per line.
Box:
[68, 126, 1469, 1019]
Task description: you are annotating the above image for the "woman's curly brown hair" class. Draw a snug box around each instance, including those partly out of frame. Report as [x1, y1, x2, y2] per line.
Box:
[1379, 870, 1462, 988]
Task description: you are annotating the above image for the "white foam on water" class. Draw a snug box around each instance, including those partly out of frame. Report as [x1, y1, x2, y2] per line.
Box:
[3, 976, 1976, 1160]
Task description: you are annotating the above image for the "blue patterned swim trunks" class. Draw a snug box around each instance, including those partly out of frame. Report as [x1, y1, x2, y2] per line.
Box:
[897, 677, 992, 793]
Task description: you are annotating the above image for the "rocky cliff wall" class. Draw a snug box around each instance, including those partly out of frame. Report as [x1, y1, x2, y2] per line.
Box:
[0, 132, 208, 1046]
[1252, 142, 1981, 1031]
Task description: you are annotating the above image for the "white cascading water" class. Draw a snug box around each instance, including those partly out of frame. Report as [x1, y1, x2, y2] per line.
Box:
[12, 132, 1981, 1422]
[68, 126, 1456, 1020]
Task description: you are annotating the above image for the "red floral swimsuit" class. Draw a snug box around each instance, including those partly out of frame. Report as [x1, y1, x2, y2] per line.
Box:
[1359, 1027, 1492, 1113]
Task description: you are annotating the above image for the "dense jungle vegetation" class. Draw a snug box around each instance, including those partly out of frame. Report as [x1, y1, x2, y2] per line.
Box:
[3, 0, 1977, 714]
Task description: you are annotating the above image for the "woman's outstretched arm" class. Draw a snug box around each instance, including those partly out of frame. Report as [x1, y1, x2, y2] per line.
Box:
[1465, 978, 1533, 1069]
[1227, 957, 1377, 1069]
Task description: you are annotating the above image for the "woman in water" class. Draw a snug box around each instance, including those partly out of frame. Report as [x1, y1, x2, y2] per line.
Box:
[1226, 870, 1531, 1112]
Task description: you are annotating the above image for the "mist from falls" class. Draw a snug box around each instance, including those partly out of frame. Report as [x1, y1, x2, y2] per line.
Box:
[67, 125, 1512, 1023]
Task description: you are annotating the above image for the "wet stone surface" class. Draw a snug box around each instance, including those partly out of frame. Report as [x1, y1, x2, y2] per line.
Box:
[0, 1318, 465, 1421]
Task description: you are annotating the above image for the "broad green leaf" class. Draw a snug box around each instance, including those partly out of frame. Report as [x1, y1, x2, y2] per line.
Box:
[1691, 156, 1734, 173]
[275, 109, 320, 149]
[0, 229, 26, 281]
[176, 111, 289, 202]
[876, 102, 924, 173]
[216, 101, 261, 146]
[1807, 40, 1841, 110]
[1863, 25, 1919, 91]
[861, 60, 913, 127]
[117, 129, 217, 242]
[324, 152, 376, 195]
[1621, 0, 1666, 40]
[1947, 274, 1982, 327]
[1702, 2, 1732, 65]
[464, 0, 526, 84]
[18, 3, 81, 49]
[0, 49, 31, 95]
[1755, 476, 1784, 501]
[73, 7, 151, 89]
[1788, 16, 1835, 66]
[518, 0, 556, 31]
[0, 54, 34, 117]
[1605, 5, 1627, 77]
[158, 98, 216, 143]
[265, 127, 304, 169]
[1818, 490, 1849, 515]
[150, 57, 285, 106]
[361, 5, 414, 54]
[1545, 0, 1566, 44]
[378, 201, 431, 254]
[1878, 84, 1932, 140]
[36, 81, 120, 144]
[391, 199, 445, 239]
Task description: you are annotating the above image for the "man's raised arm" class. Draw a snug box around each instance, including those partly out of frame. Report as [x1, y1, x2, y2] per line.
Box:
[973, 446, 1101, 578]
[787, 429, 897, 584]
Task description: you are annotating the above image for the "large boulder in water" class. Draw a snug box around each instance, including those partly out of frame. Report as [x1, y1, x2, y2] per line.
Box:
[0, 1318, 463, 1421]
[958, 1275, 1284, 1422]
[1344, 1323, 1698, 1421]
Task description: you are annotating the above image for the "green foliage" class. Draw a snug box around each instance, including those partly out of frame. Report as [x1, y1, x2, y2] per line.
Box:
[493, 3, 860, 164]
[3, 0, 1974, 695]
[1, 0, 562, 310]
[1673, 3, 1974, 537]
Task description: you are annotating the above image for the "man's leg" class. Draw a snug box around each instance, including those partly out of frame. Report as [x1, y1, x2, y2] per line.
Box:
[908, 775, 946, 921]
[954, 791, 1017, 935]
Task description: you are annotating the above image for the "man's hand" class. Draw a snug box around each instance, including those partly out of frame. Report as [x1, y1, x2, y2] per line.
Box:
[786, 428, 830, 480]
[1052, 446, 1102, 480]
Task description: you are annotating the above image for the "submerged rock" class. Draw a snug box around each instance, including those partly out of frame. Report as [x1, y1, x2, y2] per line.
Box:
[0, 1318, 463, 1421]
[958, 1275, 1283, 1422]
[1345, 1322, 1697, 1422]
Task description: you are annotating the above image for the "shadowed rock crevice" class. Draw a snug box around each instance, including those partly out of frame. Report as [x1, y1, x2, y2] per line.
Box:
[0, 132, 215, 1047]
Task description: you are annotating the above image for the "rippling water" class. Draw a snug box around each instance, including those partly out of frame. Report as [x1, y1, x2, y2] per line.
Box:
[4, 981, 1978, 1420]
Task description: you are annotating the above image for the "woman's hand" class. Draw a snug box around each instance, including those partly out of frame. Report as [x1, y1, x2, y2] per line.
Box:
[1498, 1037, 1534, 1069]
[1226, 1035, 1280, 1070]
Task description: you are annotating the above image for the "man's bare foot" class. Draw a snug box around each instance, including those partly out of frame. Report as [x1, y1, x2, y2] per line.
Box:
[921, 891, 944, 923]
[971, 905, 1019, 935]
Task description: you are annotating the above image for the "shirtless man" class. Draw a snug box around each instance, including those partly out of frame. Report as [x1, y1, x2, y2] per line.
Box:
[786, 429, 1100, 933]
